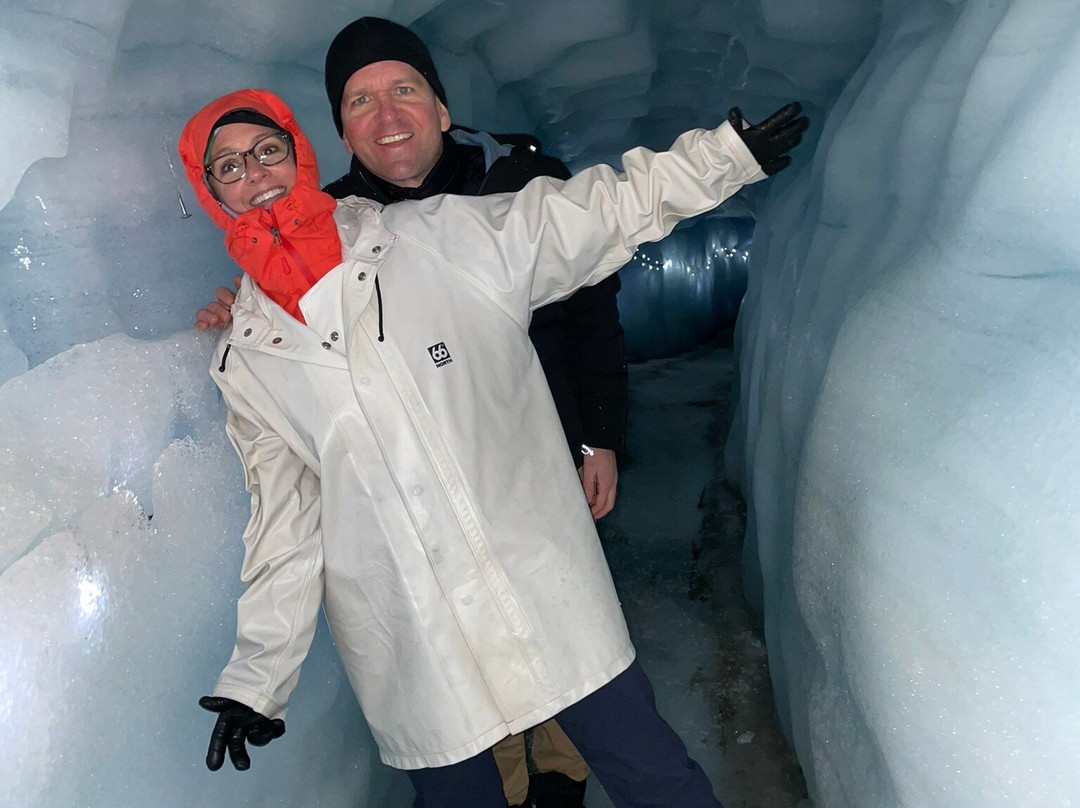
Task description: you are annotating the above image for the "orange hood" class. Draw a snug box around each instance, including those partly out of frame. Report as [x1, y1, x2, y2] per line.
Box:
[178, 89, 341, 322]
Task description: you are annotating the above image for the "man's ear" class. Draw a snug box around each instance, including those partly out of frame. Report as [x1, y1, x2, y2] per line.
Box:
[343, 136, 354, 156]
[438, 101, 451, 133]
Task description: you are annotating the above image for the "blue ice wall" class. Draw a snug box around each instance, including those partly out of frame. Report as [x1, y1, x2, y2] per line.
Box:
[728, 1, 1080, 804]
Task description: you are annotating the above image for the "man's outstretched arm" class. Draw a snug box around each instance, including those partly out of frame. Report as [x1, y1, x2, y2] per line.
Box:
[495, 105, 804, 311]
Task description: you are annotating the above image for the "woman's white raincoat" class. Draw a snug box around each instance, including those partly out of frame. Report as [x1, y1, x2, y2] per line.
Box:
[209, 120, 764, 768]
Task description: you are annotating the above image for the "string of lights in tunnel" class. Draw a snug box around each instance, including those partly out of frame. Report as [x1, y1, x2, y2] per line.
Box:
[630, 247, 752, 273]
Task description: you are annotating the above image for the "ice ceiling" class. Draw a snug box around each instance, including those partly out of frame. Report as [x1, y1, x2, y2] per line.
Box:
[0, 0, 876, 368]
[5, 1, 1080, 807]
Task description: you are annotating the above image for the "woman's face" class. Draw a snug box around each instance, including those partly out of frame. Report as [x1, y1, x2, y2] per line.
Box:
[205, 122, 297, 213]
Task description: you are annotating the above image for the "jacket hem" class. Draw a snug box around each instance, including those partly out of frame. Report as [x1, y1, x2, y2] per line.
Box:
[504, 648, 636, 735]
[376, 647, 636, 770]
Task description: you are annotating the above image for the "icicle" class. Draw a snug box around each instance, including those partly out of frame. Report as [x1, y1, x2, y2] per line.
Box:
[161, 136, 192, 219]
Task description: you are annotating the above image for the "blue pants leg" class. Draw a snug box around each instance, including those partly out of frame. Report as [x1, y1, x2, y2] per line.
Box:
[554, 660, 724, 808]
[408, 746, 506, 808]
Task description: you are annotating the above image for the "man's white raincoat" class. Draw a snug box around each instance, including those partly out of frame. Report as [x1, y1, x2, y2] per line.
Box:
[209, 120, 765, 769]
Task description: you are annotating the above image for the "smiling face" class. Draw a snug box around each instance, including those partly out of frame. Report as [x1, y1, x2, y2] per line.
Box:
[339, 60, 451, 188]
[206, 123, 297, 213]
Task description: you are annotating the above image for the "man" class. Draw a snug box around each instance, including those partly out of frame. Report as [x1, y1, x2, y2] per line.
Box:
[323, 18, 625, 520]
[181, 85, 807, 808]
[195, 17, 626, 805]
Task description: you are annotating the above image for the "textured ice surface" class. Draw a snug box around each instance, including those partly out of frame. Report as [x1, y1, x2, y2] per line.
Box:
[728, 0, 1080, 805]
[0, 334, 413, 807]
[0, 333, 219, 571]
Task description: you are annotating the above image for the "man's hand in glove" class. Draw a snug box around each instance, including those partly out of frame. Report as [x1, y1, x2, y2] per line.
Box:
[199, 695, 286, 771]
[728, 102, 810, 175]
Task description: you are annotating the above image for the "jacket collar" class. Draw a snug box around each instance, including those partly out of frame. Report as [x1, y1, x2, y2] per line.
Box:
[227, 197, 393, 369]
[228, 274, 348, 370]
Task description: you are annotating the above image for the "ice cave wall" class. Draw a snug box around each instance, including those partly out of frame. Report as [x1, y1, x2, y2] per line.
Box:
[728, 0, 1080, 804]
[7, 0, 1079, 806]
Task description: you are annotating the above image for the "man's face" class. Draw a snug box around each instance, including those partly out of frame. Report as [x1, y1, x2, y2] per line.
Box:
[206, 123, 297, 213]
[340, 60, 451, 188]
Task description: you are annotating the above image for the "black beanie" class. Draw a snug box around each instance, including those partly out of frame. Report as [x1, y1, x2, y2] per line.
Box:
[325, 17, 448, 137]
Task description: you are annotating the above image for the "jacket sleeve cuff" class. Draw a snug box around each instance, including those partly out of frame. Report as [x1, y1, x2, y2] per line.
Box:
[211, 681, 289, 721]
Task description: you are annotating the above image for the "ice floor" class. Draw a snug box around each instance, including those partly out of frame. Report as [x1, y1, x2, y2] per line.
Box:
[586, 337, 806, 808]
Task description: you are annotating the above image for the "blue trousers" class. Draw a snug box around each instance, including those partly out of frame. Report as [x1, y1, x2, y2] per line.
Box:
[409, 660, 724, 808]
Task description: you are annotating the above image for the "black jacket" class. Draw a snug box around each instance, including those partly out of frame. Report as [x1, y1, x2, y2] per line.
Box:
[323, 127, 628, 464]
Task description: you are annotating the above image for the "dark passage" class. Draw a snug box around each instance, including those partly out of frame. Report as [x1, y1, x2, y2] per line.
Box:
[592, 336, 807, 808]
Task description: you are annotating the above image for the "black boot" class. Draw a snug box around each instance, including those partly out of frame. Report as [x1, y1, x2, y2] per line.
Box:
[522, 771, 588, 808]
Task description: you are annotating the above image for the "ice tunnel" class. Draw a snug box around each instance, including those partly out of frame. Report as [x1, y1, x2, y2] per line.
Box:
[3, 0, 1080, 806]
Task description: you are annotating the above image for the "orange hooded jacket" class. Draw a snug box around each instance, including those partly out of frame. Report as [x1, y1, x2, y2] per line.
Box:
[177, 89, 342, 322]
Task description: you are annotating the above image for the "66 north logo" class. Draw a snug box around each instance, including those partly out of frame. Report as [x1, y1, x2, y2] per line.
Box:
[428, 342, 453, 368]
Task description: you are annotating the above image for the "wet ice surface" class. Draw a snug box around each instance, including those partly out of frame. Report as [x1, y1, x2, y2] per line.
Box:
[587, 340, 806, 808]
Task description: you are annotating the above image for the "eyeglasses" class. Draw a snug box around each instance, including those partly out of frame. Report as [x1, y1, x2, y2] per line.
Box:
[204, 131, 292, 184]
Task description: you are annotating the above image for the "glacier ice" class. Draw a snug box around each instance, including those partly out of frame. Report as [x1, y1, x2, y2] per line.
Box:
[729, 0, 1080, 804]
[0, 334, 414, 806]
[4, 0, 1080, 806]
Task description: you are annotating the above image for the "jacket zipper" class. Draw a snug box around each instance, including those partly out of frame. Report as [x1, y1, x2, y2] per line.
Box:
[269, 212, 318, 286]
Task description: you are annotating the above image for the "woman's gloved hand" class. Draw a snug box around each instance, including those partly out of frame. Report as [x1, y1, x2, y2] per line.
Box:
[198, 695, 286, 771]
[728, 102, 809, 175]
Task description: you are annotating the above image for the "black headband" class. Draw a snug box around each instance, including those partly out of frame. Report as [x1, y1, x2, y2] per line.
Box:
[203, 108, 283, 164]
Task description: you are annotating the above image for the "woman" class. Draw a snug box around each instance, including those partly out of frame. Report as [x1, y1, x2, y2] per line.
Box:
[178, 88, 804, 808]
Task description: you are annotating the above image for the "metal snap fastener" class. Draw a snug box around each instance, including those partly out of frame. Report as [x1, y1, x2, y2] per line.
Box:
[358, 271, 367, 281]
[330, 331, 339, 341]
[461, 595, 473, 606]
[371, 245, 382, 254]
[272, 337, 283, 345]
[412, 485, 423, 496]
[321, 341, 332, 350]
[243, 328, 252, 337]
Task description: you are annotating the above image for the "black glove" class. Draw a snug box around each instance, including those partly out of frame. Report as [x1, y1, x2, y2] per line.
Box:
[198, 695, 286, 771]
[728, 102, 809, 175]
